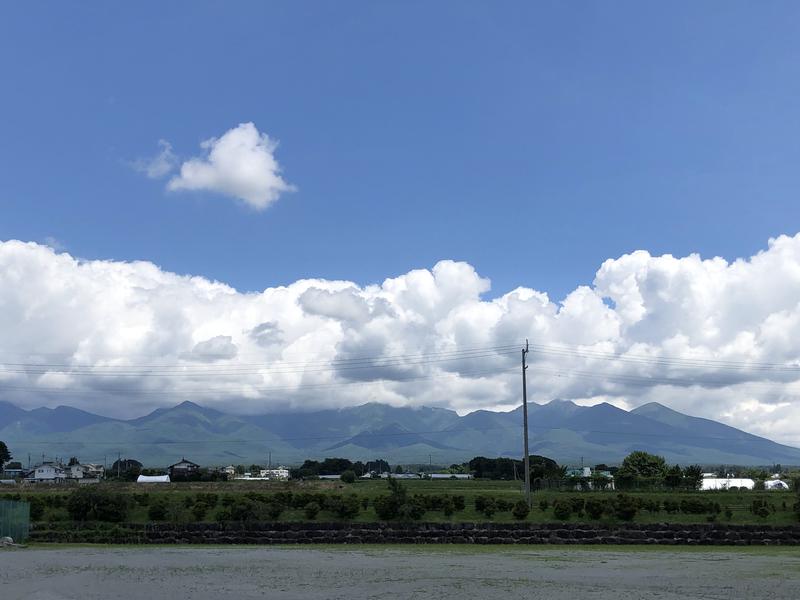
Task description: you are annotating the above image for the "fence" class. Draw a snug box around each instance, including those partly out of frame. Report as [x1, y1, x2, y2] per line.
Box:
[0, 499, 30, 542]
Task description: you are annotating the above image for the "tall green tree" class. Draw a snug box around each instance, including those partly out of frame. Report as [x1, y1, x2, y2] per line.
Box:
[0, 441, 12, 472]
[620, 451, 667, 478]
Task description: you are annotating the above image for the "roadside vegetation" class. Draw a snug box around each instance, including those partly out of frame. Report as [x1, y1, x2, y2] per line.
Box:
[4, 477, 799, 529]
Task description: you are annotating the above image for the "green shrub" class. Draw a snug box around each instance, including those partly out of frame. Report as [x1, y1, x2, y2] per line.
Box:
[229, 499, 258, 521]
[680, 498, 717, 515]
[475, 496, 497, 518]
[66, 488, 128, 522]
[585, 498, 605, 520]
[442, 497, 455, 517]
[28, 496, 45, 521]
[568, 497, 585, 516]
[327, 494, 360, 519]
[512, 500, 530, 520]
[552, 500, 572, 520]
[538, 499, 549, 511]
[304, 502, 321, 520]
[148, 500, 168, 521]
[191, 503, 208, 521]
[196, 493, 219, 508]
[612, 494, 638, 521]
[265, 502, 283, 520]
[373, 495, 399, 519]
[340, 470, 356, 484]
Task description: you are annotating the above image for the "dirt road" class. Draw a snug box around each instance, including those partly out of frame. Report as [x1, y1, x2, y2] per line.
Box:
[3, 546, 799, 600]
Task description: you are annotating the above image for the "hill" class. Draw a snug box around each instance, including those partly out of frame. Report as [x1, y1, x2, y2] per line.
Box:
[1, 399, 799, 467]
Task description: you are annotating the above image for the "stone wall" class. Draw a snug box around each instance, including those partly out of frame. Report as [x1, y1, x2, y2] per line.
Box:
[29, 521, 800, 545]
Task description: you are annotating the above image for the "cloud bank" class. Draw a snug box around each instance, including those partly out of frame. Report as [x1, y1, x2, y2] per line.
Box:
[2, 236, 800, 445]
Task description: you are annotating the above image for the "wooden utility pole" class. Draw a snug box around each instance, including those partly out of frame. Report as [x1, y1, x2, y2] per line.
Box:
[522, 339, 531, 506]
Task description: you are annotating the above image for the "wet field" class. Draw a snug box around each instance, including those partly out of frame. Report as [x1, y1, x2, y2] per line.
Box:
[3, 545, 800, 600]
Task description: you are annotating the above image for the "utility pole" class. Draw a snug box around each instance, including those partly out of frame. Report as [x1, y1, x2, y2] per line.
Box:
[522, 339, 531, 507]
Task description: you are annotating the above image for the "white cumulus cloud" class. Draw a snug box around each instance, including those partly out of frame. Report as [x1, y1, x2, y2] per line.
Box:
[167, 122, 295, 210]
[2, 236, 800, 447]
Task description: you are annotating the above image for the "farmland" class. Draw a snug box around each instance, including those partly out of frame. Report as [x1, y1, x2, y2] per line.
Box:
[5, 478, 799, 527]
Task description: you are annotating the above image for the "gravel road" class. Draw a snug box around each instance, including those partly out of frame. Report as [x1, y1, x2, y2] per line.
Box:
[2, 546, 799, 600]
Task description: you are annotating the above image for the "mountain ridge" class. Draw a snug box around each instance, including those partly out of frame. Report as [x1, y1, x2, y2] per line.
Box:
[1, 399, 799, 467]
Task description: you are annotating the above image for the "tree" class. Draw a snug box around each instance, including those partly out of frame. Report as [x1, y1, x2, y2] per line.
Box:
[68, 456, 80, 466]
[621, 451, 667, 478]
[684, 465, 703, 490]
[394, 465, 404, 474]
[0, 441, 12, 472]
[664, 464, 683, 489]
[340, 470, 356, 484]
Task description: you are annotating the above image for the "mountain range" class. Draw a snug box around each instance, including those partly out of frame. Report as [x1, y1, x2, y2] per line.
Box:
[1, 399, 799, 467]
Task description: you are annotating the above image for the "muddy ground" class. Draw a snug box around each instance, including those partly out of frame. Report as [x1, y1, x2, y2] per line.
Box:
[2, 546, 799, 600]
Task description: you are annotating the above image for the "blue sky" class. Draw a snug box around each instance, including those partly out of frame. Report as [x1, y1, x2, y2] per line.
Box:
[2, 2, 800, 300]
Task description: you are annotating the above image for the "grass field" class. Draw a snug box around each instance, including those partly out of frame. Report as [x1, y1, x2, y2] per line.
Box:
[5, 478, 799, 526]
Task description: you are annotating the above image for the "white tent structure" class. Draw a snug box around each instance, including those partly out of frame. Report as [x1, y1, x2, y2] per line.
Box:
[700, 477, 754, 491]
[765, 479, 790, 490]
[136, 475, 170, 483]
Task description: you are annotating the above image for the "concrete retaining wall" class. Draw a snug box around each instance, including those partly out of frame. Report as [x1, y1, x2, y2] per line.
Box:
[29, 521, 800, 545]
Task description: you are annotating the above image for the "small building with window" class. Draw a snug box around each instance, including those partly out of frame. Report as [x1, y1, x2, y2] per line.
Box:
[168, 458, 200, 479]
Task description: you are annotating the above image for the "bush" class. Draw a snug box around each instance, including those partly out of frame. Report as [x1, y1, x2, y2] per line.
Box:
[568, 497, 585, 516]
[191, 503, 208, 521]
[612, 494, 638, 521]
[229, 499, 259, 521]
[538, 499, 549, 511]
[340, 470, 356, 484]
[663, 500, 680, 514]
[442, 497, 455, 517]
[265, 502, 283, 520]
[552, 500, 572, 520]
[327, 494, 360, 519]
[373, 495, 399, 520]
[585, 498, 605, 520]
[66, 488, 128, 522]
[304, 502, 321, 520]
[475, 496, 498, 518]
[28, 496, 45, 521]
[373, 477, 425, 521]
[512, 500, 530, 520]
[148, 500, 168, 521]
[196, 493, 219, 508]
[679, 498, 720, 515]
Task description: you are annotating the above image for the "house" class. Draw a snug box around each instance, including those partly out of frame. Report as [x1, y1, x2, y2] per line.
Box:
[1, 466, 25, 479]
[259, 467, 290, 480]
[137, 474, 171, 483]
[82, 463, 106, 479]
[27, 462, 66, 484]
[566, 467, 592, 478]
[168, 458, 200, 479]
[67, 464, 87, 479]
[430, 473, 473, 480]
